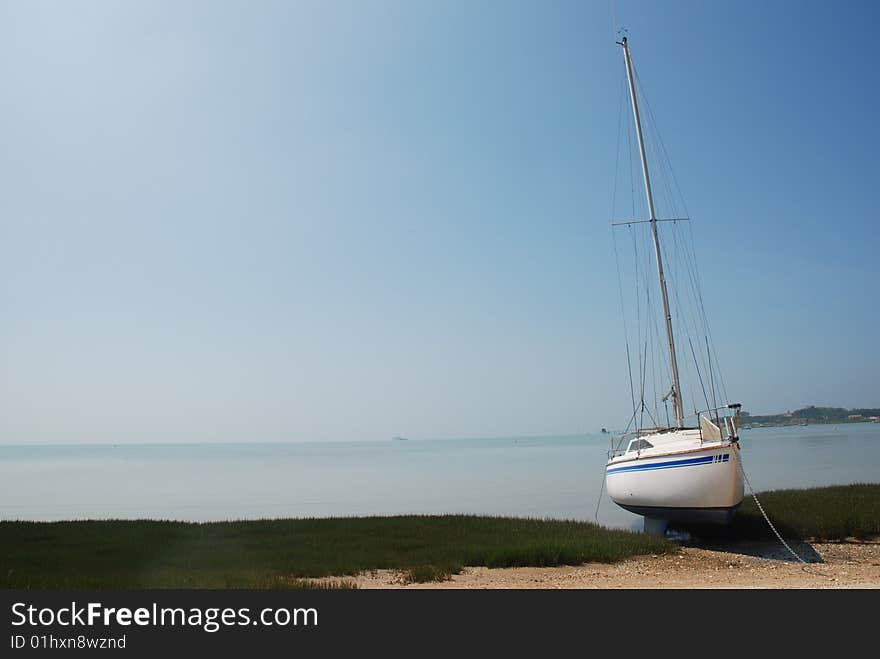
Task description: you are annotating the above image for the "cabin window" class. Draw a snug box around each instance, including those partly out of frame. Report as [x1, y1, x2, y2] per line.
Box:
[627, 439, 654, 452]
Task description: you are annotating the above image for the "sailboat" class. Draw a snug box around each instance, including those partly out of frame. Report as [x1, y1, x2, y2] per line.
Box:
[604, 37, 744, 534]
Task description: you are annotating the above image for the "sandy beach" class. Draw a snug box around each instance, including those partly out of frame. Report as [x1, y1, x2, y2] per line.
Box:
[341, 539, 880, 589]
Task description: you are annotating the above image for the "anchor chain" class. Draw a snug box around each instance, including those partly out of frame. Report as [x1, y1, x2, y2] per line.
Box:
[735, 447, 832, 579]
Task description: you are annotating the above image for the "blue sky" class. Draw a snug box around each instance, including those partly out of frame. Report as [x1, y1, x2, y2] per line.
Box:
[0, 0, 877, 443]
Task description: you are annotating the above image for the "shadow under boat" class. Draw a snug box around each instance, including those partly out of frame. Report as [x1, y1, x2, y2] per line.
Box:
[666, 517, 825, 564]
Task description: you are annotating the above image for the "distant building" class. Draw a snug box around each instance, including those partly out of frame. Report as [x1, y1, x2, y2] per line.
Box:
[847, 414, 863, 420]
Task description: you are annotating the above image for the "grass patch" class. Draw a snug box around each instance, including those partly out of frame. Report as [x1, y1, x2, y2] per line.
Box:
[402, 564, 462, 584]
[0, 515, 671, 589]
[673, 483, 880, 543]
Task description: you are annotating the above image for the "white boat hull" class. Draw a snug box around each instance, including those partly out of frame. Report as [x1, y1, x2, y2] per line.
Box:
[606, 443, 744, 524]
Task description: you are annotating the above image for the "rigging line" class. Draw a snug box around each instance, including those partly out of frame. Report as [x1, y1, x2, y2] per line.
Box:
[666, 227, 693, 359]
[593, 468, 606, 524]
[656, 115, 681, 224]
[679, 265, 711, 416]
[644, 129, 729, 406]
[678, 219, 729, 405]
[700, 324, 729, 407]
[687, 336, 712, 415]
[657, 194, 712, 403]
[633, 63, 711, 376]
[626, 91, 675, 422]
[641, 100, 703, 373]
[662, 240, 695, 396]
[634, 63, 691, 218]
[686, 220, 729, 403]
[620, 407, 639, 438]
[640, 398, 659, 429]
[668, 217, 711, 362]
[611, 409, 640, 460]
[651, 241, 667, 418]
[626, 86, 636, 222]
[644, 243, 664, 424]
[707, 335, 719, 425]
[610, 74, 626, 220]
[664, 222, 710, 399]
[688, 381, 699, 419]
[637, 224, 655, 419]
[613, 230, 637, 417]
[640, 83, 681, 228]
[649, 277, 661, 423]
[646, 225, 670, 393]
[681, 285, 714, 410]
[680, 221, 709, 320]
[639, 338, 649, 431]
[625, 96, 664, 426]
[632, 62, 679, 222]
[673, 223, 710, 358]
[633, 61, 725, 410]
[631, 214, 649, 415]
[631, 225, 643, 416]
[610, 75, 637, 421]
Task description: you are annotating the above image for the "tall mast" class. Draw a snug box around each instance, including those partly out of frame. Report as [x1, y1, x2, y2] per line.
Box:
[619, 36, 685, 428]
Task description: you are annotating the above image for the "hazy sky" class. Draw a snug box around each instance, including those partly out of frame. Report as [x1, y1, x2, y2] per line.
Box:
[1, 0, 877, 443]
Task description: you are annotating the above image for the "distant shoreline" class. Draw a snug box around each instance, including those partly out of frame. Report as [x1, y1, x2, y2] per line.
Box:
[744, 418, 879, 429]
[741, 405, 880, 429]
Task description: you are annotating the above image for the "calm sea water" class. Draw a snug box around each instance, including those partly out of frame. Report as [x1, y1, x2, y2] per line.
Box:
[1, 423, 878, 531]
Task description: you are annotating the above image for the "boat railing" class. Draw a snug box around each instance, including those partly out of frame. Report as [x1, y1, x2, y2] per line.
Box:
[607, 404, 741, 457]
[608, 430, 636, 459]
[691, 403, 741, 444]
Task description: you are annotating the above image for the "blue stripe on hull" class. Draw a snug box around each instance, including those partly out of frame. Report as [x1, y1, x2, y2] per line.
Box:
[607, 452, 730, 475]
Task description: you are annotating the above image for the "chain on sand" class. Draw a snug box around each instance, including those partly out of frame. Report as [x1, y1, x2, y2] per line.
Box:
[735, 447, 833, 579]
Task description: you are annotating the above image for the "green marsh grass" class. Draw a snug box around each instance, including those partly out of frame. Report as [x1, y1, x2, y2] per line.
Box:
[673, 483, 880, 543]
[0, 515, 670, 589]
[402, 564, 462, 584]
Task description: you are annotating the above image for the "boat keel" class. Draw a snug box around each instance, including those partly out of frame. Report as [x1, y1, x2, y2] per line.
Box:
[620, 503, 741, 526]
[643, 517, 669, 536]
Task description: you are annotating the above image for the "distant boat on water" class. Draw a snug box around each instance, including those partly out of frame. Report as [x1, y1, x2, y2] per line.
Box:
[391, 436, 408, 441]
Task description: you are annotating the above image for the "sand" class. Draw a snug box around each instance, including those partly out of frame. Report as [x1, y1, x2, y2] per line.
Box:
[338, 539, 880, 589]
